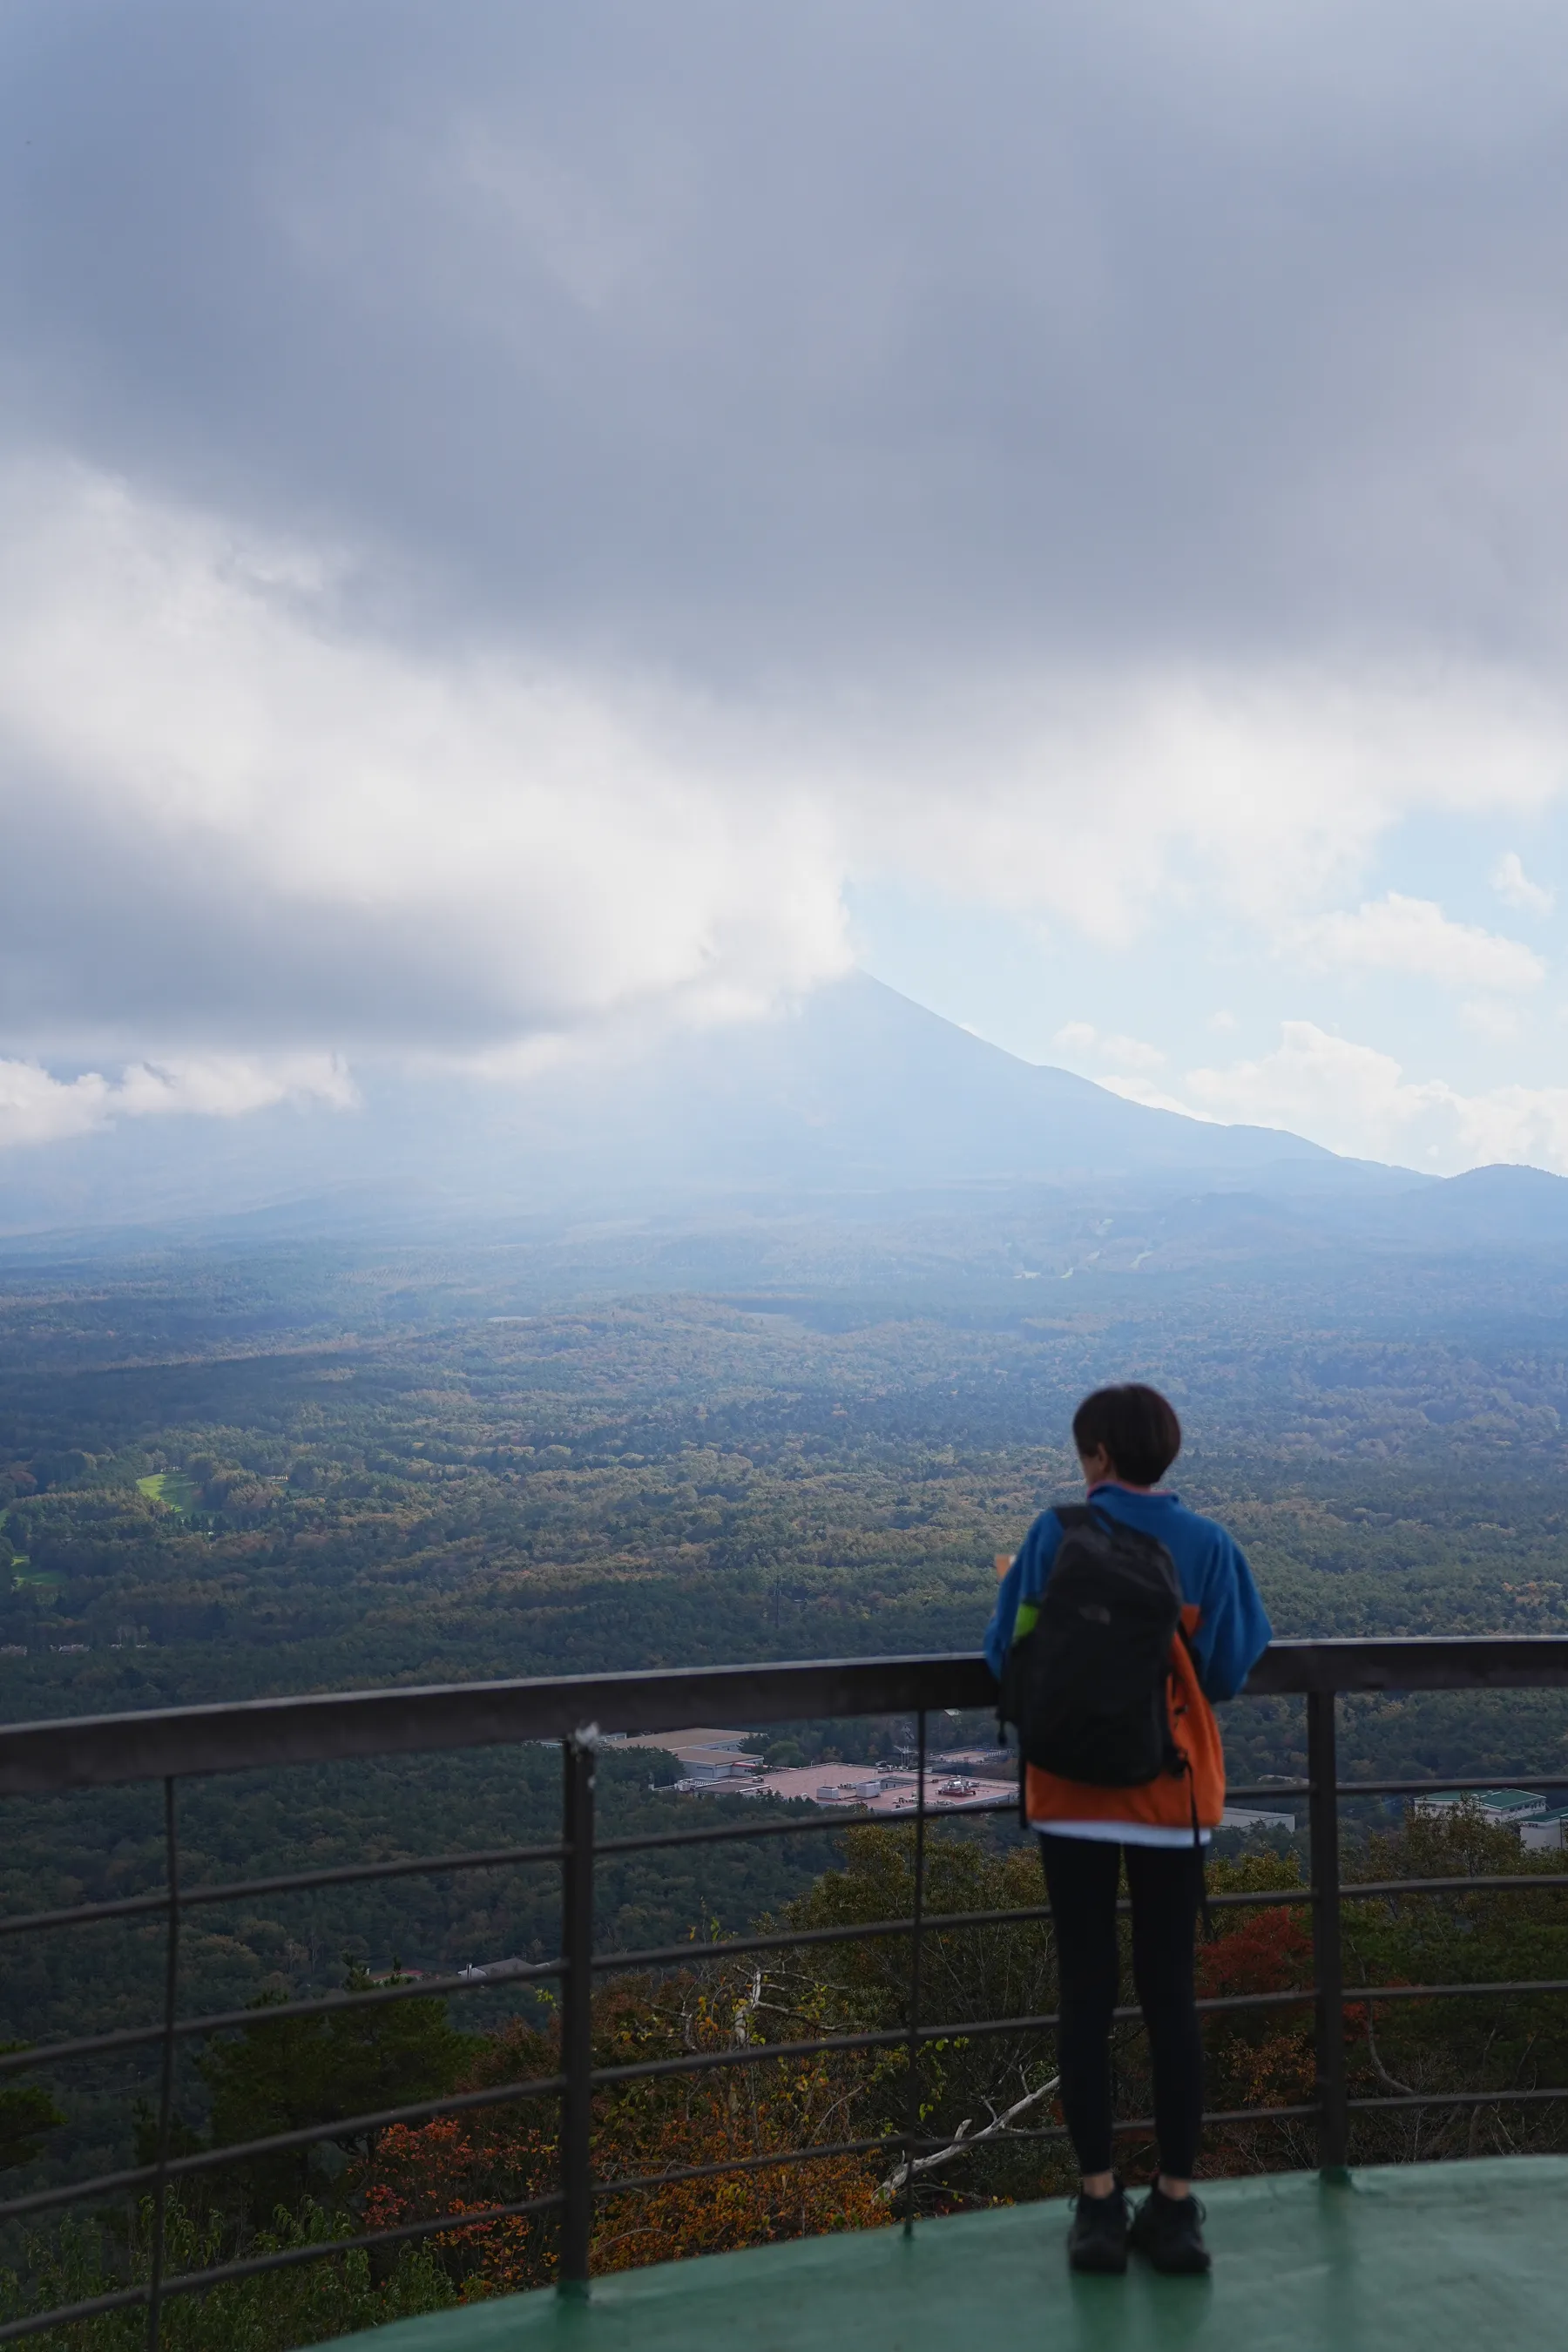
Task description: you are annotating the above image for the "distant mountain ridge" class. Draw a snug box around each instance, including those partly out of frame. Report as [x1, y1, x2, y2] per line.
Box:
[1, 972, 1559, 1247]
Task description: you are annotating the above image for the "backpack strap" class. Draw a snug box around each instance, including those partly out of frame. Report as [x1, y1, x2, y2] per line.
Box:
[1052, 1503, 1100, 1532]
[1167, 1633, 1214, 1939]
[1004, 1506, 1092, 1802]
[1188, 1774, 1214, 1941]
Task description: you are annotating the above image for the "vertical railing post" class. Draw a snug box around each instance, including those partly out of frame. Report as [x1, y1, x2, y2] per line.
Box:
[902, 1708, 928, 2236]
[145, 1776, 179, 2352]
[558, 1727, 598, 2295]
[1307, 1687, 1348, 2177]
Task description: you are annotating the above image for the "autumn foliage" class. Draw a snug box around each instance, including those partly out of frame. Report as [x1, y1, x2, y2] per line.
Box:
[22, 1808, 1567, 2344]
[361, 1970, 886, 2297]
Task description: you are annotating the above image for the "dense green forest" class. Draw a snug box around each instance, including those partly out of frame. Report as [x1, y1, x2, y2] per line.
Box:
[1, 1225, 1567, 2333]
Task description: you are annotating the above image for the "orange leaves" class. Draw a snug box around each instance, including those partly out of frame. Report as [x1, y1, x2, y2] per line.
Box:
[357, 1969, 886, 2297]
[1196, 1899, 1315, 2140]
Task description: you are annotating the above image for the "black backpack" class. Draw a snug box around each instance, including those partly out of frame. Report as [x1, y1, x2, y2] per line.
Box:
[998, 1504, 1186, 1787]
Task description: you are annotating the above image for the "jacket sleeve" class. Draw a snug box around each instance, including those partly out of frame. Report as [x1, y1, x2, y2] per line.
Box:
[1190, 1531, 1273, 1702]
[983, 1509, 1063, 1680]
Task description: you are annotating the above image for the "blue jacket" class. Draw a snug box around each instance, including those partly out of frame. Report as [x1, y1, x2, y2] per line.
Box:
[984, 1484, 1273, 1701]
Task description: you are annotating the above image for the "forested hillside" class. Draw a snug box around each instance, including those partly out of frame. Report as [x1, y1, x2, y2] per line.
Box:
[2, 1225, 1568, 2334]
[3, 1233, 1568, 1727]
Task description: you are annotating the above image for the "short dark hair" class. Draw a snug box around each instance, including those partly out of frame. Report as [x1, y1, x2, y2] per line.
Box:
[1071, 1383, 1181, 1487]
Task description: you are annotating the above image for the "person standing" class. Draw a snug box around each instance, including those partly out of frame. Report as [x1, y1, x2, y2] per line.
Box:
[985, 1382, 1272, 2275]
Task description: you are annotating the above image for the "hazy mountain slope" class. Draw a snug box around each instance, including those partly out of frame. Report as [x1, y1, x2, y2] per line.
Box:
[0, 972, 1430, 1237]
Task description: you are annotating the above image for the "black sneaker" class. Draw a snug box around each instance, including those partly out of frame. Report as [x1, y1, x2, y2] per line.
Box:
[1067, 2184, 1129, 2274]
[1129, 2185, 1211, 2274]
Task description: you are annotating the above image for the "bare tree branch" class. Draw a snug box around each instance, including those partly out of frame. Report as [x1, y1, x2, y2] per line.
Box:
[880, 2071, 1061, 2198]
[1362, 1999, 1415, 2098]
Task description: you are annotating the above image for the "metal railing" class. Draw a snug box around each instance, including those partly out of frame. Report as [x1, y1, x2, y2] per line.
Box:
[0, 1634, 1567, 2338]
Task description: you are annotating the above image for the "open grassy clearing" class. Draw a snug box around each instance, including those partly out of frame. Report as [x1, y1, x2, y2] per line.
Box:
[136, 1470, 198, 1512]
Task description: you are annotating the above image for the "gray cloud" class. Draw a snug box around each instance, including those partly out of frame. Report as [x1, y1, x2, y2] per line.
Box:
[7, 2, 1568, 679]
[4, 1, 1568, 1069]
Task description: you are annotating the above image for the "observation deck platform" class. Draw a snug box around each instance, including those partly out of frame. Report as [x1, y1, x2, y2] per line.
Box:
[340, 2157, 1562, 2351]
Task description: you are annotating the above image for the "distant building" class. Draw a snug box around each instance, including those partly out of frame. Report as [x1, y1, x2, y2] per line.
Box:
[1220, 1805, 1295, 1832]
[667, 1772, 767, 1797]
[676, 1747, 763, 1783]
[1410, 1788, 1548, 1829]
[616, 1728, 767, 1788]
[814, 1776, 886, 1804]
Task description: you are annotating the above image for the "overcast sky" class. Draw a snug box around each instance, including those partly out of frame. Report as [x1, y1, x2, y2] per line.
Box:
[4, 1, 1568, 1173]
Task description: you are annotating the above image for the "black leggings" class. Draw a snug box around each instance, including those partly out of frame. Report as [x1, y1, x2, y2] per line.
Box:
[1038, 1833, 1205, 2180]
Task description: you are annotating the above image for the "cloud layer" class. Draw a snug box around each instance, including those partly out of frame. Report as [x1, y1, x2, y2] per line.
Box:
[3, 3, 1568, 1173]
[1296, 895, 1545, 994]
[1084, 1022, 1568, 1177]
[0, 1051, 355, 1150]
[0, 463, 849, 1054]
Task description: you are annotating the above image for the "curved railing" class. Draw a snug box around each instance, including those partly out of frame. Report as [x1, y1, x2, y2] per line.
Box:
[1, 1635, 1567, 2341]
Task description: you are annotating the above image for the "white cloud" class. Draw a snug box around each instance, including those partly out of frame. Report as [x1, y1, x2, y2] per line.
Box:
[1492, 850, 1556, 914]
[1052, 1022, 1166, 1074]
[0, 462, 852, 1058]
[1295, 892, 1545, 993]
[847, 668, 1567, 950]
[1180, 1021, 1568, 1173]
[2, 457, 1568, 1166]
[0, 1053, 355, 1152]
[1459, 997, 1521, 1040]
[11, 459, 1566, 1085]
[11, 1, 1568, 1146]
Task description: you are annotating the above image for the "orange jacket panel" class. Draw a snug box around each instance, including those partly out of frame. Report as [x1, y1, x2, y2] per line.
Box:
[1024, 1604, 1227, 1832]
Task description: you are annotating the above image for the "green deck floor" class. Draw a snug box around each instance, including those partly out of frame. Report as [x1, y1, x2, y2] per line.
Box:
[336, 2158, 1565, 2352]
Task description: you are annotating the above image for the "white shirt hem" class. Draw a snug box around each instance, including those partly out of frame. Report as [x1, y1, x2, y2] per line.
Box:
[1033, 1819, 1212, 1848]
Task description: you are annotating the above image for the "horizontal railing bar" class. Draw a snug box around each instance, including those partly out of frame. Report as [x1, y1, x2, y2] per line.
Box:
[0, 2087, 1331, 2342]
[1346, 2087, 1568, 2111]
[0, 1841, 569, 1944]
[0, 2283, 150, 2343]
[0, 2089, 1335, 2342]
[0, 1889, 172, 1938]
[180, 1839, 569, 1904]
[592, 2023, 910, 2085]
[0, 1956, 567, 2078]
[0, 2192, 571, 2347]
[590, 2104, 1328, 2205]
[591, 1916, 968, 1975]
[588, 1885, 1319, 1980]
[594, 2134, 908, 2203]
[134, 2194, 567, 2307]
[1353, 1978, 1568, 2004]
[1, 2093, 1336, 2337]
[1341, 1874, 1568, 1900]
[585, 1990, 1322, 2095]
[8, 1979, 1330, 2170]
[595, 1797, 1022, 1862]
[0, 2072, 567, 2225]
[0, 1887, 1325, 2085]
[7, 1637, 1568, 1795]
[1243, 1638, 1568, 1696]
[0, 1656, 999, 1794]
[595, 1811, 882, 1857]
[1338, 1774, 1568, 1798]
[952, 1990, 1317, 2038]
[1225, 1783, 1313, 1801]
[985, 2103, 1322, 2142]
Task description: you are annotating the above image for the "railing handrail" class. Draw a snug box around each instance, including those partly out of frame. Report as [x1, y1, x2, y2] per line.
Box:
[5, 1635, 1568, 1794]
[4, 1635, 1568, 2338]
